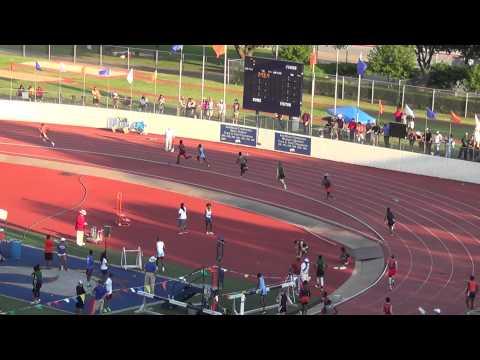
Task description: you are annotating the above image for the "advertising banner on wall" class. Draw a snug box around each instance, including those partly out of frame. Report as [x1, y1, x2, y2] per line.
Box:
[274, 132, 311, 155]
[220, 124, 257, 147]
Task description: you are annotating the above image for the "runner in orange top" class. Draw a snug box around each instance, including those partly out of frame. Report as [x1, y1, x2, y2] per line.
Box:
[39, 123, 55, 147]
[466, 275, 478, 310]
[387, 255, 398, 291]
[383, 297, 393, 315]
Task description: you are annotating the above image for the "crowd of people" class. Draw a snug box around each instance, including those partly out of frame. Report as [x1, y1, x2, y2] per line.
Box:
[17, 84, 44, 101]
[177, 96, 242, 123]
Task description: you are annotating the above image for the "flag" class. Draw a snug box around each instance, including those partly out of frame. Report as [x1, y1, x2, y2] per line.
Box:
[152, 69, 157, 82]
[426, 107, 436, 120]
[212, 45, 226, 58]
[404, 104, 415, 118]
[98, 68, 110, 77]
[171, 45, 183, 52]
[379, 100, 384, 115]
[35, 61, 42, 71]
[309, 50, 317, 66]
[59, 63, 66, 73]
[450, 111, 461, 124]
[10, 63, 15, 72]
[356, 54, 367, 77]
[126, 68, 134, 84]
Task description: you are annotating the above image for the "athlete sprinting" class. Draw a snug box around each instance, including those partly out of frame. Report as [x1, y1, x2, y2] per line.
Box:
[176, 140, 192, 164]
[39, 123, 55, 147]
[277, 161, 287, 190]
[383, 297, 393, 315]
[321, 174, 332, 199]
[236, 152, 248, 176]
[385, 208, 396, 235]
[387, 255, 398, 291]
[196, 144, 210, 168]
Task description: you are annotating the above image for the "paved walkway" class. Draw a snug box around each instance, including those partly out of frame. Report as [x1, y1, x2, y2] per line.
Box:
[0, 153, 386, 313]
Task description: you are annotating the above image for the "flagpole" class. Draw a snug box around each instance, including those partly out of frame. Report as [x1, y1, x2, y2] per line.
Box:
[107, 76, 110, 109]
[310, 46, 316, 136]
[82, 69, 86, 106]
[334, 48, 339, 114]
[34, 67, 37, 102]
[58, 68, 61, 104]
[178, 47, 183, 102]
[424, 114, 428, 154]
[201, 45, 205, 119]
[223, 45, 227, 122]
[153, 69, 157, 114]
[9, 64, 13, 101]
[130, 71, 133, 111]
[356, 74, 361, 121]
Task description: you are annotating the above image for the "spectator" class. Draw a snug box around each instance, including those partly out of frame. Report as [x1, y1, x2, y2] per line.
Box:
[348, 120, 356, 141]
[57, 238, 68, 271]
[336, 114, 344, 140]
[144, 256, 157, 294]
[365, 122, 373, 144]
[186, 98, 196, 118]
[75, 209, 87, 247]
[383, 123, 390, 148]
[207, 97, 214, 120]
[425, 128, 433, 155]
[157, 94, 166, 114]
[458, 132, 469, 160]
[233, 99, 240, 124]
[433, 131, 443, 156]
[76, 280, 86, 315]
[275, 113, 285, 131]
[217, 99, 226, 121]
[407, 129, 416, 151]
[299, 280, 311, 315]
[17, 84, 24, 97]
[36, 86, 44, 101]
[277, 288, 293, 315]
[357, 122, 365, 144]
[31, 264, 42, 304]
[468, 134, 475, 161]
[139, 95, 148, 112]
[200, 98, 207, 119]
[44, 234, 54, 269]
[91, 86, 100, 106]
[301, 112, 311, 135]
[394, 106, 403, 122]
[372, 122, 380, 146]
[112, 91, 119, 109]
[92, 280, 107, 315]
[315, 255, 326, 289]
[156, 236, 166, 272]
[256, 273, 268, 314]
[100, 251, 108, 280]
[178, 96, 186, 116]
[446, 135, 455, 158]
[177, 203, 188, 235]
[407, 116, 415, 131]
[104, 273, 113, 313]
[86, 249, 94, 286]
[28, 85, 35, 101]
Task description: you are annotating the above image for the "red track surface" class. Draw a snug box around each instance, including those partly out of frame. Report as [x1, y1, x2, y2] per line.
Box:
[0, 120, 479, 314]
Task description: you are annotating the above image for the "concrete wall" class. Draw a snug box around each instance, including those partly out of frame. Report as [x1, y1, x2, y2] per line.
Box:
[1, 99, 479, 184]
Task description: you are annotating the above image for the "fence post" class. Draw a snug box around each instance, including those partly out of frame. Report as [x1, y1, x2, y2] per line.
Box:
[341, 76, 345, 100]
[397, 79, 401, 104]
[401, 85, 406, 108]
[127, 47, 130, 70]
[371, 80, 374, 104]
[22, 45, 26, 57]
[48, 45, 51, 61]
[155, 50, 158, 69]
[465, 92, 469, 118]
[73, 45, 77, 64]
[100, 45, 103, 66]
[432, 89, 435, 112]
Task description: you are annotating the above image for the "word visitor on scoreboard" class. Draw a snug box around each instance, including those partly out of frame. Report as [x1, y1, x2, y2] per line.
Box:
[220, 124, 257, 147]
[274, 132, 311, 156]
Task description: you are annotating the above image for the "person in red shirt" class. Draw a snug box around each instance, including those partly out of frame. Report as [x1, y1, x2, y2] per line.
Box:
[387, 255, 398, 291]
[44, 234, 55, 269]
[301, 112, 311, 134]
[348, 120, 357, 141]
[394, 105, 403, 122]
[383, 297, 393, 315]
[176, 140, 192, 165]
[466, 275, 478, 310]
[75, 209, 87, 247]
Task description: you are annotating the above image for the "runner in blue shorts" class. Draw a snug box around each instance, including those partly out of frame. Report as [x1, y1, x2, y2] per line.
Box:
[196, 144, 210, 168]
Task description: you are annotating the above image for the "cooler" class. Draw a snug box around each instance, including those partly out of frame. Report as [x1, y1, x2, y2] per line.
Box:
[9, 240, 22, 260]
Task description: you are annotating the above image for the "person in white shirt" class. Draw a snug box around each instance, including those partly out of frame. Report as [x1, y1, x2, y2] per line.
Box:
[407, 116, 415, 131]
[100, 252, 108, 280]
[177, 203, 188, 235]
[434, 131, 443, 156]
[104, 273, 113, 313]
[217, 100, 226, 121]
[207, 97, 214, 120]
[205, 203, 213, 235]
[300, 258, 310, 283]
[156, 236, 166, 272]
[165, 128, 175, 152]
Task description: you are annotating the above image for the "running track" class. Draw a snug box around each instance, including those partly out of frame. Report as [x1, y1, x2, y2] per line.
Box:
[0, 120, 479, 315]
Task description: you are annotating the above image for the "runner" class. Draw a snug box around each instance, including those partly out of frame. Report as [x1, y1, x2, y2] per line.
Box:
[104, 273, 113, 313]
[205, 203, 214, 235]
[236, 152, 248, 176]
[383, 297, 393, 315]
[321, 174, 333, 200]
[387, 255, 398, 291]
[177, 203, 188, 235]
[31, 264, 42, 304]
[276, 161, 287, 190]
[196, 144, 211, 168]
[315, 255, 326, 289]
[466, 275, 478, 310]
[156, 236, 166, 272]
[176, 140, 192, 164]
[39, 123, 55, 147]
[385, 208, 396, 235]
[300, 258, 311, 283]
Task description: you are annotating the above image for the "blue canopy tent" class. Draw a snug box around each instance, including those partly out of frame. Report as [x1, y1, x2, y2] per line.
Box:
[327, 106, 376, 124]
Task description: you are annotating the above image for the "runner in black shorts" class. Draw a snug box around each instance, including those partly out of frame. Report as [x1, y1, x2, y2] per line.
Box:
[176, 140, 192, 164]
[236, 152, 248, 176]
[277, 161, 287, 190]
[385, 208, 396, 235]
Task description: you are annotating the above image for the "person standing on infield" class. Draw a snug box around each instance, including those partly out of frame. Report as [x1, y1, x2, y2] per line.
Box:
[257, 273, 268, 314]
[156, 236, 166, 272]
[276, 161, 287, 190]
[177, 203, 188, 235]
[385, 208, 396, 235]
[205, 203, 214, 235]
[236, 152, 248, 176]
[31, 264, 42, 304]
[387, 255, 398, 291]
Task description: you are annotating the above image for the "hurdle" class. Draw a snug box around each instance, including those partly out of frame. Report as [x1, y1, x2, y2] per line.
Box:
[120, 246, 142, 271]
[116, 192, 131, 227]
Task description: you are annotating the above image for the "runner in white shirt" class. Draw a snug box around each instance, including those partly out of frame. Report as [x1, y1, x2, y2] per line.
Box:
[104, 273, 113, 313]
[156, 236, 166, 272]
[205, 203, 213, 235]
[300, 258, 311, 283]
[177, 203, 188, 235]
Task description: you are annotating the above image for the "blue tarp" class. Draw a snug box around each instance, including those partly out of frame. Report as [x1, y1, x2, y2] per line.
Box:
[327, 106, 376, 124]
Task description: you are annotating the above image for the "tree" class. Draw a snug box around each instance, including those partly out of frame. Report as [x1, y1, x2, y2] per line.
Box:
[278, 45, 313, 64]
[233, 45, 258, 59]
[367, 45, 417, 80]
[466, 64, 480, 92]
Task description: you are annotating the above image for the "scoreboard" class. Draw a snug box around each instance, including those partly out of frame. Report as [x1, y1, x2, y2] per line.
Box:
[243, 56, 304, 117]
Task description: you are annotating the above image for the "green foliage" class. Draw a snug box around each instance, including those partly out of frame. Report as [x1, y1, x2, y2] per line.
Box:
[367, 45, 417, 80]
[465, 64, 480, 92]
[279, 45, 313, 64]
[427, 63, 469, 89]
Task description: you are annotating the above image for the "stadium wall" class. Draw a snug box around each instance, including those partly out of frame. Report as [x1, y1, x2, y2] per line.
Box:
[0, 99, 479, 185]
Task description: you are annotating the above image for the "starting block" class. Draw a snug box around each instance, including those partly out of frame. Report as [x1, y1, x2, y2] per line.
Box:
[116, 192, 131, 227]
